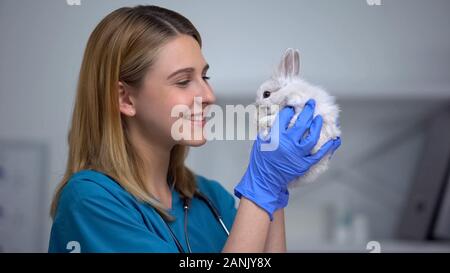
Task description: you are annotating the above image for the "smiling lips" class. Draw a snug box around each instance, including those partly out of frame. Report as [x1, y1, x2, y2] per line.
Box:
[184, 114, 206, 126]
[190, 114, 205, 121]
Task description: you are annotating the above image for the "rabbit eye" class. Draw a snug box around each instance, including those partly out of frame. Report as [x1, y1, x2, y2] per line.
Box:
[263, 91, 271, 98]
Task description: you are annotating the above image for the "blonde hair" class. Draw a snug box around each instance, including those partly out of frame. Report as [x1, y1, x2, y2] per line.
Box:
[50, 5, 202, 221]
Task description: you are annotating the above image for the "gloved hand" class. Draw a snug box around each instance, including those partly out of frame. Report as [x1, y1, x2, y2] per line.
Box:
[234, 99, 341, 220]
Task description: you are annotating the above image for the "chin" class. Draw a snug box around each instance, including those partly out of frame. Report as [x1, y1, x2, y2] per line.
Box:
[171, 118, 208, 146]
[182, 138, 207, 147]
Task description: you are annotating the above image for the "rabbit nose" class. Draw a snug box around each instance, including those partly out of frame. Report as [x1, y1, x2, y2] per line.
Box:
[262, 104, 272, 114]
[263, 90, 271, 98]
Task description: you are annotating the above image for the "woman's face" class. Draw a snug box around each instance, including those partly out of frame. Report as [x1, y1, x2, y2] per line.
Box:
[124, 34, 216, 148]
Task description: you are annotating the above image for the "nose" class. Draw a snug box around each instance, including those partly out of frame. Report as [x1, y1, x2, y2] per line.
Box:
[199, 78, 216, 106]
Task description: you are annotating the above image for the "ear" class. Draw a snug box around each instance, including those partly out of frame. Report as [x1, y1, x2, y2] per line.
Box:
[274, 48, 300, 80]
[118, 81, 136, 117]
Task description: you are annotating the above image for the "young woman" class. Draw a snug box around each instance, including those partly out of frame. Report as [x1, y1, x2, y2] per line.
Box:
[48, 5, 341, 253]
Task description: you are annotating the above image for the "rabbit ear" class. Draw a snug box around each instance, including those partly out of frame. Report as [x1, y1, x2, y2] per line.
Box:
[274, 48, 300, 80]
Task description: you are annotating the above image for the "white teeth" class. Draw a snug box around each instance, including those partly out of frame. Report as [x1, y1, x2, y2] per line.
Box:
[184, 115, 204, 121]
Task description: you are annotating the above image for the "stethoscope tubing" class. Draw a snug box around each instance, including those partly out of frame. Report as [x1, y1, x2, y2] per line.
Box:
[163, 190, 230, 253]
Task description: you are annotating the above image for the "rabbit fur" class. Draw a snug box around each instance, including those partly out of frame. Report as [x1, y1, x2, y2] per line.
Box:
[254, 48, 341, 187]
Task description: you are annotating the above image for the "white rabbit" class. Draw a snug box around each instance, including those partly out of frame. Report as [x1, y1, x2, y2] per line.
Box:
[255, 48, 341, 187]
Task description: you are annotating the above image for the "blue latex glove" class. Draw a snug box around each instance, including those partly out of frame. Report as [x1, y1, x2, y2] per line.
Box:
[234, 99, 341, 220]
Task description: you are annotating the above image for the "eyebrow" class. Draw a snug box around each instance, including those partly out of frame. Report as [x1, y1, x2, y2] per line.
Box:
[167, 63, 209, 80]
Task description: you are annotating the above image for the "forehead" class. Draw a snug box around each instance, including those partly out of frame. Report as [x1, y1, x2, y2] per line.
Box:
[153, 35, 206, 75]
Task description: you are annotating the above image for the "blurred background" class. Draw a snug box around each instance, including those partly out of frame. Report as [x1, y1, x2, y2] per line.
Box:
[1, 0, 450, 252]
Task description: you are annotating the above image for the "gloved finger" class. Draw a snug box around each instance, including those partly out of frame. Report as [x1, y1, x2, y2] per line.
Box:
[289, 99, 315, 138]
[306, 137, 339, 163]
[270, 106, 295, 136]
[299, 115, 323, 152]
[329, 136, 342, 158]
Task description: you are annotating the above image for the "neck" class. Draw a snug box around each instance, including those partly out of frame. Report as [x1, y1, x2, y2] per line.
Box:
[127, 124, 174, 203]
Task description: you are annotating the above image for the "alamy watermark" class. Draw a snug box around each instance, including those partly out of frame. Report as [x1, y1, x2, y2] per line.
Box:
[66, 0, 81, 6]
[366, 241, 382, 253]
[170, 97, 281, 151]
[366, 0, 382, 6]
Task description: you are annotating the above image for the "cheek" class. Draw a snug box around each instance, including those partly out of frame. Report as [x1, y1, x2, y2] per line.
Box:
[166, 92, 196, 128]
[132, 88, 172, 134]
[135, 88, 196, 137]
[166, 91, 195, 113]
[166, 91, 207, 144]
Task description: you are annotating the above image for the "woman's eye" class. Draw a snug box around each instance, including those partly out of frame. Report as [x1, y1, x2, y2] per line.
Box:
[176, 80, 190, 86]
[176, 76, 210, 87]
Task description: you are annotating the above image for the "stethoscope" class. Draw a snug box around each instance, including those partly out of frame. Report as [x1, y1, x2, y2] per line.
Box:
[162, 189, 230, 253]
[104, 172, 228, 252]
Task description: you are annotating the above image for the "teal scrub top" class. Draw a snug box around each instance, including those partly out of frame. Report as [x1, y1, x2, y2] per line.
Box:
[48, 170, 237, 253]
